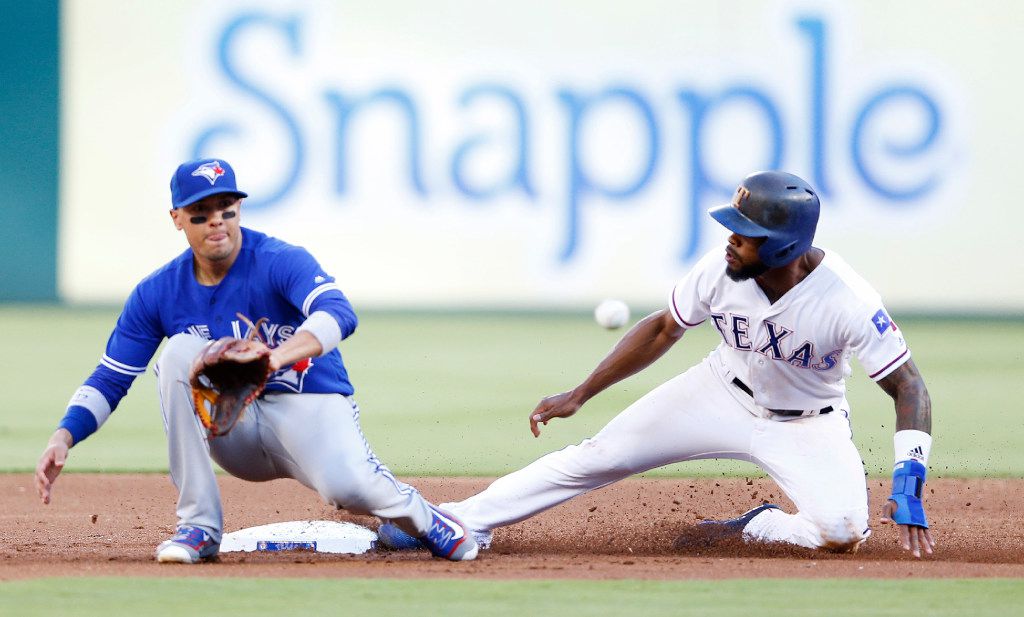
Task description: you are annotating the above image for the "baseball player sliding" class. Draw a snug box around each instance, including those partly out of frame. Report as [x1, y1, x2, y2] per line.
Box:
[34, 158, 477, 563]
[381, 171, 934, 557]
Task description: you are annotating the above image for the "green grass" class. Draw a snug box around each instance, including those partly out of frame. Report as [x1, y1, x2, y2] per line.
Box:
[1, 578, 1022, 616]
[0, 306, 1020, 477]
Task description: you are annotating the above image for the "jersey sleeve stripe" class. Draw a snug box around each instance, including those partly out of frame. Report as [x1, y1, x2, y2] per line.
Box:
[868, 349, 909, 379]
[100, 355, 148, 375]
[669, 286, 703, 328]
[302, 282, 341, 316]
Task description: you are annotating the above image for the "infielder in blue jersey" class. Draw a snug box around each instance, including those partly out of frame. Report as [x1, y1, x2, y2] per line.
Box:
[34, 158, 477, 563]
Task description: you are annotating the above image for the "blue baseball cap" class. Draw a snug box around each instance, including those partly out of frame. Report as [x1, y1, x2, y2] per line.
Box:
[169, 158, 249, 209]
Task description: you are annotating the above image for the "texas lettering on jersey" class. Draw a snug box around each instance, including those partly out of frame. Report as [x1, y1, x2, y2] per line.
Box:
[709, 313, 842, 372]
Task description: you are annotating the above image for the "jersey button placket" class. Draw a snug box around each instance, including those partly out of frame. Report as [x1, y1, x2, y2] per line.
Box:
[747, 326, 765, 407]
[750, 315, 767, 398]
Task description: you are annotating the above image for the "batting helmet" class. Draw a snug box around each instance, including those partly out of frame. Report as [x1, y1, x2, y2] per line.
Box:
[708, 171, 820, 268]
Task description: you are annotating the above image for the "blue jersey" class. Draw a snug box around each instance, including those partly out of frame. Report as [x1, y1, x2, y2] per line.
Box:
[60, 228, 358, 443]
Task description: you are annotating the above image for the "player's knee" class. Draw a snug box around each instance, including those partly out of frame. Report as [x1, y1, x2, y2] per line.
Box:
[314, 475, 377, 514]
[561, 437, 635, 478]
[812, 513, 869, 552]
[213, 452, 279, 482]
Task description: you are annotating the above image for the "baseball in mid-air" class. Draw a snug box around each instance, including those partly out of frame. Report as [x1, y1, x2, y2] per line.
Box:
[594, 299, 631, 329]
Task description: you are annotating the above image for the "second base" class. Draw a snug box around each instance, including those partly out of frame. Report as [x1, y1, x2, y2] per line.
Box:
[219, 520, 378, 554]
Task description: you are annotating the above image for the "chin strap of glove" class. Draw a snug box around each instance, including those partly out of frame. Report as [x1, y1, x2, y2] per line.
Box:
[888, 459, 929, 528]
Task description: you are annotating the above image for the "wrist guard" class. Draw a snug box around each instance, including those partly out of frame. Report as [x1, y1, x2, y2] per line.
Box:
[889, 459, 929, 528]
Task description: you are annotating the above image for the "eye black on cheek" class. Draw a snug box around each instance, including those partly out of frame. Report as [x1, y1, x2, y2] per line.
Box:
[190, 215, 208, 224]
[222, 210, 237, 220]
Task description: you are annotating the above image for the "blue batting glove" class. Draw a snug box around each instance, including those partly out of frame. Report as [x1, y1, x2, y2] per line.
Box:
[888, 459, 929, 528]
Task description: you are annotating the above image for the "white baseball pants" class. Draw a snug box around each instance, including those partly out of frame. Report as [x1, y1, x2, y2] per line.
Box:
[451, 354, 869, 550]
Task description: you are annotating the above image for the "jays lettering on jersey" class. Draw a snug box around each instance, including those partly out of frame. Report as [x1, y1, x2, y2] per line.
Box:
[59, 228, 357, 443]
[668, 247, 909, 411]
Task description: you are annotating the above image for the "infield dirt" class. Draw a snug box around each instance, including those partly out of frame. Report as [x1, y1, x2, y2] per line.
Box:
[2, 474, 1022, 580]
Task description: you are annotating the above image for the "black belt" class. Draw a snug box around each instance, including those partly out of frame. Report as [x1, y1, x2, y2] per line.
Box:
[731, 378, 833, 417]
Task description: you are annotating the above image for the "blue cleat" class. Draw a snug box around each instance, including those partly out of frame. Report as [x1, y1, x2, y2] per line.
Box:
[155, 525, 219, 563]
[377, 522, 424, 550]
[421, 506, 478, 561]
[378, 506, 484, 561]
[379, 520, 494, 552]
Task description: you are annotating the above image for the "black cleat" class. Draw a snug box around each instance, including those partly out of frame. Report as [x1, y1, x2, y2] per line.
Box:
[675, 504, 780, 550]
[698, 503, 780, 532]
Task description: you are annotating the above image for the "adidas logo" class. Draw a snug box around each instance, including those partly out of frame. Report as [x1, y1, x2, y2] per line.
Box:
[907, 445, 925, 461]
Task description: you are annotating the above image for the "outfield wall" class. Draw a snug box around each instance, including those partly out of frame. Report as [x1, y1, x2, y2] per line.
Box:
[0, 0, 59, 301]
[45, 2, 1024, 310]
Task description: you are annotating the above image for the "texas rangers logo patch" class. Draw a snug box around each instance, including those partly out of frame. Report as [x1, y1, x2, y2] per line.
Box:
[191, 161, 226, 185]
[871, 309, 891, 336]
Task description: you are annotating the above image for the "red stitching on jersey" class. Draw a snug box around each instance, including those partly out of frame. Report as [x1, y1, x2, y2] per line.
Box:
[869, 349, 908, 379]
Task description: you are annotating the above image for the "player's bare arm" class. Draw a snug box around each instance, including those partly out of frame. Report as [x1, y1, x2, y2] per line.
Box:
[375, 171, 916, 557]
[876, 358, 936, 558]
[266, 330, 323, 373]
[35, 428, 73, 504]
[42, 158, 479, 564]
[530, 309, 685, 436]
[877, 359, 931, 433]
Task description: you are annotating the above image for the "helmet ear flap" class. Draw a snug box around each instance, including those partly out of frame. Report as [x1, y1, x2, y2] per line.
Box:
[761, 240, 798, 268]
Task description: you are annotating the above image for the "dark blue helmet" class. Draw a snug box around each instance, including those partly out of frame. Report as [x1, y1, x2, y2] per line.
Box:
[708, 171, 820, 268]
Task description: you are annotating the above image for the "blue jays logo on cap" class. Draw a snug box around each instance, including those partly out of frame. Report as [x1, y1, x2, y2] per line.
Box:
[191, 161, 226, 185]
[170, 157, 249, 209]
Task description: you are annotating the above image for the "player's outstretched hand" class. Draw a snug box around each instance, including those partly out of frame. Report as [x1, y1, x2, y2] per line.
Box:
[880, 499, 935, 558]
[530, 391, 583, 437]
[35, 430, 72, 505]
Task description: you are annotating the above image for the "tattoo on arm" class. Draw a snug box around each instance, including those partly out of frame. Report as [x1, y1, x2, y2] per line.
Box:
[877, 359, 931, 433]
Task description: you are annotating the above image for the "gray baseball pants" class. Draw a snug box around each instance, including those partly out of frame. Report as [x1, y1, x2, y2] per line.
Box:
[154, 333, 433, 543]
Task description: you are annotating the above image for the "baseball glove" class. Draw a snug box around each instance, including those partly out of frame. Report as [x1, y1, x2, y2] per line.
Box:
[189, 314, 273, 438]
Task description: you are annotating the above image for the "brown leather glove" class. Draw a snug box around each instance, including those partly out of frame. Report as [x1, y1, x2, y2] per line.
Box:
[189, 315, 273, 437]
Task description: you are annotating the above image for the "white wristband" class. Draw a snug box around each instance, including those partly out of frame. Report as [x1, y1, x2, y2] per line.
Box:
[894, 429, 932, 466]
[67, 385, 113, 428]
[296, 310, 342, 356]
